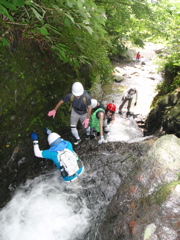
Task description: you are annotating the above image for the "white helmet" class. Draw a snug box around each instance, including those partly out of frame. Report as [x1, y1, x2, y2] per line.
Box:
[72, 82, 84, 96]
[48, 132, 61, 146]
[91, 99, 98, 108]
[131, 86, 136, 91]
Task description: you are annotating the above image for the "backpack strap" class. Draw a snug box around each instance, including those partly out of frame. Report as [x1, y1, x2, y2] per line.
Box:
[83, 97, 86, 104]
[70, 94, 87, 104]
[70, 94, 74, 102]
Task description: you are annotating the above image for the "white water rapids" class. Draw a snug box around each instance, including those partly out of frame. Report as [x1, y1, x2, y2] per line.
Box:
[0, 172, 91, 240]
[0, 43, 163, 240]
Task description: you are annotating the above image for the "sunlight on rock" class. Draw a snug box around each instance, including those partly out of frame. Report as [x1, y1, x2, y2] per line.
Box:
[144, 223, 157, 240]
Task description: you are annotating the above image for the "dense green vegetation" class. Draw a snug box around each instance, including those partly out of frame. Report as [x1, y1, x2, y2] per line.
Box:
[0, 0, 179, 157]
[0, 0, 179, 78]
[153, 0, 180, 94]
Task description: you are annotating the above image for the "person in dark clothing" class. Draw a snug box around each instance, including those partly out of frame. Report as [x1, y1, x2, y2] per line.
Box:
[48, 82, 92, 145]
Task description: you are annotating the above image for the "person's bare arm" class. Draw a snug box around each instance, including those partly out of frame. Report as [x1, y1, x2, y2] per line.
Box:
[110, 113, 115, 124]
[54, 99, 64, 111]
[98, 112, 104, 137]
[48, 99, 64, 118]
[135, 91, 138, 103]
[86, 105, 92, 119]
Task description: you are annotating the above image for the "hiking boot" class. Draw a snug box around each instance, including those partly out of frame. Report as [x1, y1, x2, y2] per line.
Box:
[85, 134, 90, 140]
[126, 111, 130, 116]
[74, 138, 81, 145]
[90, 134, 95, 139]
[119, 110, 122, 115]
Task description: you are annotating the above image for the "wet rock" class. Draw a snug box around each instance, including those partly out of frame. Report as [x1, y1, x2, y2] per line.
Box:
[155, 49, 163, 54]
[148, 77, 155, 80]
[97, 135, 180, 240]
[145, 89, 180, 137]
[148, 134, 180, 171]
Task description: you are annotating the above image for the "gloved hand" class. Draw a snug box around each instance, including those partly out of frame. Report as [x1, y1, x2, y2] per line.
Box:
[82, 118, 89, 128]
[48, 109, 56, 118]
[30, 132, 38, 141]
[98, 136, 107, 144]
[134, 102, 137, 106]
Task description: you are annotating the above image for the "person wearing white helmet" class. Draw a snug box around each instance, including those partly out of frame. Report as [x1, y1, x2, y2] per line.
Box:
[91, 99, 105, 112]
[118, 86, 138, 115]
[48, 82, 92, 145]
[30, 128, 84, 182]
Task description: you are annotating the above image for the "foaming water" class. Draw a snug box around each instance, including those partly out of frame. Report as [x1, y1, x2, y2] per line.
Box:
[0, 171, 91, 240]
[107, 114, 144, 142]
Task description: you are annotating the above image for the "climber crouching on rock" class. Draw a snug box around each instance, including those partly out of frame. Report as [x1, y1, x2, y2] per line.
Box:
[90, 102, 116, 144]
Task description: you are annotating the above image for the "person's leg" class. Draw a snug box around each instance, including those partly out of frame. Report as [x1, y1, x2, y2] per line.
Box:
[119, 98, 127, 112]
[127, 98, 133, 112]
[103, 119, 111, 140]
[70, 109, 81, 142]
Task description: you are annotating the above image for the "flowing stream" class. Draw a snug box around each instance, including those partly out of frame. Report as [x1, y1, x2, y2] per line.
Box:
[0, 43, 163, 240]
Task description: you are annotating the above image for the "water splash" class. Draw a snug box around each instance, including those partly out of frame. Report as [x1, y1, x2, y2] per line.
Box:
[0, 172, 91, 240]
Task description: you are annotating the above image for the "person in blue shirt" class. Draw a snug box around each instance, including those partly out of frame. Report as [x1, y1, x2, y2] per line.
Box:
[30, 129, 84, 182]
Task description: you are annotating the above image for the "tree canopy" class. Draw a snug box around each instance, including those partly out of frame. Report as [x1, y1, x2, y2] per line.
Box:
[0, 0, 179, 82]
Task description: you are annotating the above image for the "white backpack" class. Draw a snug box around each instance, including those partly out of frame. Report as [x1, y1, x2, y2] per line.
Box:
[58, 149, 79, 176]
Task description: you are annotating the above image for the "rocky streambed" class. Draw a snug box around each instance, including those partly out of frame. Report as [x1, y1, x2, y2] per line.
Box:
[0, 43, 179, 240]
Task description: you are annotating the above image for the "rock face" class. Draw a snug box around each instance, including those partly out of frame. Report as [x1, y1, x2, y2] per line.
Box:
[97, 135, 180, 240]
[145, 89, 180, 137]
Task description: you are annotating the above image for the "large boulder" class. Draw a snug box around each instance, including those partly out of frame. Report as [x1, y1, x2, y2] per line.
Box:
[97, 135, 180, 240]
[145, 89, 180, 137]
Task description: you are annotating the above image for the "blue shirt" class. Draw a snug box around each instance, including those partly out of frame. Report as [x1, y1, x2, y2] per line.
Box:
[42, 141, 74, 170]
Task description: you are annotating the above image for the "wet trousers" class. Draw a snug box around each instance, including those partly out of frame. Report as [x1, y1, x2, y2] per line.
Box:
[70, 108, 90, 140]
[119, 98, 133, 112]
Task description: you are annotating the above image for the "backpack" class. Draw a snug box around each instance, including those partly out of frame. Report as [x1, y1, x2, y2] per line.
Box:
[70, 93, 87, 105]
[58, 149, 79, 176]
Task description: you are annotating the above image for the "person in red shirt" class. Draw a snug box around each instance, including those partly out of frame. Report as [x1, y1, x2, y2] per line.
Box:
[136, 52, 141, 61]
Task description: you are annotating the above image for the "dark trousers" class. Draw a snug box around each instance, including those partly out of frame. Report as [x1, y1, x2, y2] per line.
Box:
[119, 98, 132, 112]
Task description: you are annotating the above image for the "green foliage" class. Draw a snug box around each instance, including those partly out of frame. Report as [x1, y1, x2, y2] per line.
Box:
[98, 0, 153, 45]
[140, 179, 180, 207]
[148, 0, 180, 96]
[1, 0, 179, 86]
[156, 73, 180, 95]
[133, 38, 145, 48]
[0, 43, 77, 157]
[0, 0, 107, 67]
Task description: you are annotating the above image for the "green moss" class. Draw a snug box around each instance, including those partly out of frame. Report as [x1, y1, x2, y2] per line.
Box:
[155, 180, 180, 205]
[140, 179, 180, 207]
[0, 42, 92, 159]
